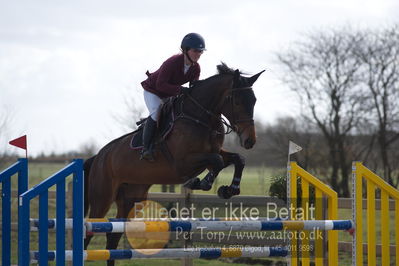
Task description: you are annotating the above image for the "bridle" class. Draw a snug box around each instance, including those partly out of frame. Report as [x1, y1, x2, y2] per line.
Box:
[174, 85, 254, 137]
[226, 87, 255, 135]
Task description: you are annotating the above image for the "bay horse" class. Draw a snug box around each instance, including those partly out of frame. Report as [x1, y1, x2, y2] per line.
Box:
[84, 63, 264, 265]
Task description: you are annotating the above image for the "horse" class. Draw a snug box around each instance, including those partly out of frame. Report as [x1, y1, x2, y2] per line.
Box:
[84, 63, 264, 265]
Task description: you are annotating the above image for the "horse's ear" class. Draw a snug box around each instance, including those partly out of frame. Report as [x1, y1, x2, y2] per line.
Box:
[247, 70, 265, 86]
[234, 69, 240, 78]
[233, 69, 240, 84]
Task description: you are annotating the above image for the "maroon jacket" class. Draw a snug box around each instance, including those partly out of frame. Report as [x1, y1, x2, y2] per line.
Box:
[141, 54, 200, 98]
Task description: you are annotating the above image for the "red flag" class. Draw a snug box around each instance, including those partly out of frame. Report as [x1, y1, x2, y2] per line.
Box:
[9, 135, 27, 150]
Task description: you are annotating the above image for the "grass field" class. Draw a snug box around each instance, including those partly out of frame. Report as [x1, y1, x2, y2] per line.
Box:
[3, 161, 288, 265]
[2, 161, 397, 265]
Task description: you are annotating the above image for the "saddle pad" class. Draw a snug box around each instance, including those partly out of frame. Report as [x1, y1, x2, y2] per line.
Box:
[130, 117, 175, 150]
[130, 128, 144, 150]
[130, 97, 177, 150]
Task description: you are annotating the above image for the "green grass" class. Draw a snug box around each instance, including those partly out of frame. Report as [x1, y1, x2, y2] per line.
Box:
[2, 162, 284, 265]
[3, 161, 398, 265]
[149, 164, 278, 196]
[14, 162, 277, 195]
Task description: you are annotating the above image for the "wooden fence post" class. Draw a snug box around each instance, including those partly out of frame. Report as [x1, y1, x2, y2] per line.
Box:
[181, 185, 193, 266]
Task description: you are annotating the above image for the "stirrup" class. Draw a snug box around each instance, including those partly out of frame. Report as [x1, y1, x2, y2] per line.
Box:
[140, 149, 155, 162]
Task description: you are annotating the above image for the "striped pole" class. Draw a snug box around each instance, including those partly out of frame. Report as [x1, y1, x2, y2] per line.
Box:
[29, 217, 279, 231]
[29, 219, 353, 232]
[85, 220, 354, 233]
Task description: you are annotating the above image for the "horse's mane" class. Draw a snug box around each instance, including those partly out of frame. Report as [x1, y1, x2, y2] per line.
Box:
[217, 62, 238, 75]
[190, 62, 242, 88]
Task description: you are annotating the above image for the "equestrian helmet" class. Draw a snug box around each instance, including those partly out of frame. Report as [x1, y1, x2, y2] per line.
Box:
[181, 33, 206, 51]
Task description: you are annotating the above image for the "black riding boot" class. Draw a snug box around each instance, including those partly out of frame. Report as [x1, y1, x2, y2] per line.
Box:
[140, 117, 157, 162]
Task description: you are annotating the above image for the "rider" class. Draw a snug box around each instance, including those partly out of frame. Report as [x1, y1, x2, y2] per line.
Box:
[140, 33, 206, 161]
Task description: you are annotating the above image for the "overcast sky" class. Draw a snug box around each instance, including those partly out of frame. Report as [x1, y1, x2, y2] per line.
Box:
[1, 0, 398, 156]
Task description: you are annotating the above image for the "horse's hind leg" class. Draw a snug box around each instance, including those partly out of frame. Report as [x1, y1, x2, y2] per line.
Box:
[106, 184, 151, 266]
[85, 179, 115, 249]
[84, 234, 93, 250]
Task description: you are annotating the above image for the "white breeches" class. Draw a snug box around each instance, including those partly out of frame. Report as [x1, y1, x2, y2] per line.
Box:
[143, 90, 162, 121]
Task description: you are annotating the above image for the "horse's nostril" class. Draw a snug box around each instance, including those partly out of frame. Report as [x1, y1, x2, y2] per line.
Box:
[245, 138, 255, 148]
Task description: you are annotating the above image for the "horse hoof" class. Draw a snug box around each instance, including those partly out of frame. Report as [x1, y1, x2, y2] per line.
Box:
[199, 179, 212, 191]
[184, 177, 201, 189]
[217, 186, 232, 199]
[231, 187, 240, 196]
[217, 186, 240, 199]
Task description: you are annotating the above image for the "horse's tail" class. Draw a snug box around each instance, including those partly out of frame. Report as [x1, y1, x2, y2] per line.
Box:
[83, 156, 96, 217]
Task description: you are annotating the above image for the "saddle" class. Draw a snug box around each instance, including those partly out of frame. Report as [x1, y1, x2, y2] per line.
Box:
[130, 97, 177, 150]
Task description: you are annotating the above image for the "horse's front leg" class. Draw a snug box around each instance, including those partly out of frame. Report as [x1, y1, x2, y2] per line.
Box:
[183, 153, 224, 191]
[217, 149, 245, 199]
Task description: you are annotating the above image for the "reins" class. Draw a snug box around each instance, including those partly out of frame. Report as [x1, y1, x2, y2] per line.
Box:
[174, 86, 253, 136]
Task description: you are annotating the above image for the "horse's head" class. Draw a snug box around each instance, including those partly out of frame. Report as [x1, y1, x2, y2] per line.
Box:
[219, 65, 265, 149]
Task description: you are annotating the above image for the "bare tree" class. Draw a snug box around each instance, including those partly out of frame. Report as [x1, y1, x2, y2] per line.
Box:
[222, 115, 329, 172]
[78, 140, 99, 158]
[0, 111, 9, 139]
[260, 116, 328, 171]
[355, 25, 399, 185]
[276, 28, 366, 196]
[114, 86, 147, 131]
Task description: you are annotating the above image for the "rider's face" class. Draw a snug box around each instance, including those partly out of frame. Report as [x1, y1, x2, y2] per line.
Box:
[187, 48, 203, 63]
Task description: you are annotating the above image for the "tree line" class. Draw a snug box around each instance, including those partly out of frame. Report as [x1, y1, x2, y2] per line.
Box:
[226, 25, 399, 197]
